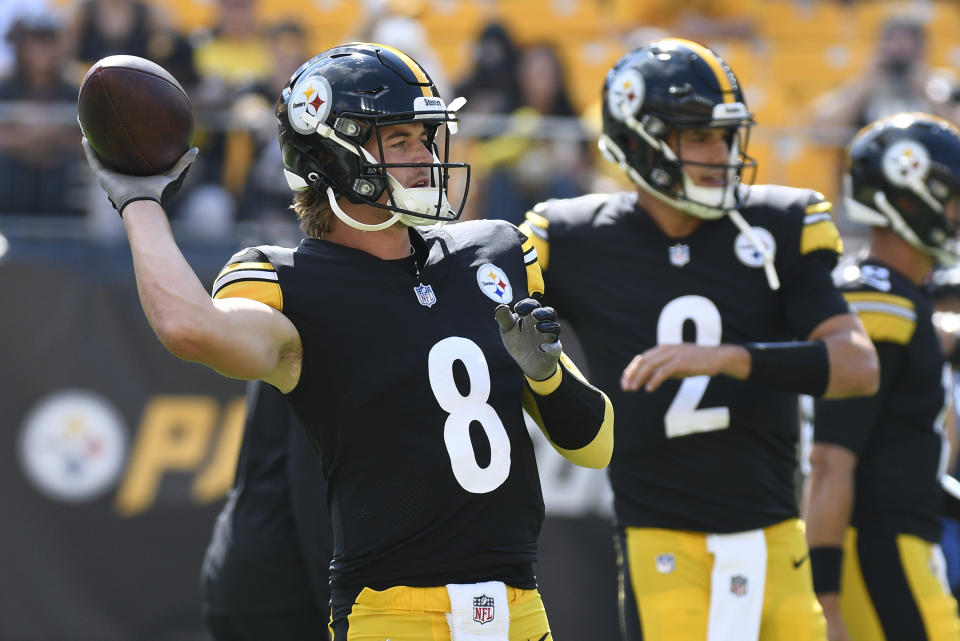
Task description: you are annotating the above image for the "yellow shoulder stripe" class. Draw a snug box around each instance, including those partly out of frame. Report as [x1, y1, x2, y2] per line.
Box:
[525, 210, 549, 230]
[844, 291, 915, 310]
[216, 261, 275, 280]
[844, 292, 915, 345]
[519, 220, 550, 270]
[801, 220, 843, 255]
[857, 311, 915, 345]
[213, 280, 283, 311]
[805, 201, 833, 215]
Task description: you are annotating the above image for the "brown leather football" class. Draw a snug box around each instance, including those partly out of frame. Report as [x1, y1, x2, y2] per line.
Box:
[78, 55, 194, 176]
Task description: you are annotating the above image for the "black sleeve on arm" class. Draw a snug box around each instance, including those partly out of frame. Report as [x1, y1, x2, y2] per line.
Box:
[942, 475, 960, 521]
[523, 354, 614, 469]
[781, 249, 852, 340]
[813, 341, 904, 452]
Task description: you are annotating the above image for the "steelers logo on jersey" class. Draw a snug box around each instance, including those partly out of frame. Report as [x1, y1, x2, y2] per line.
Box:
[476, 263, 513, 304]
[882, 139, 931, 188]
[288, 73, 333, 135]
[607, 67, 645, 122]
[733, 226, 776, 268]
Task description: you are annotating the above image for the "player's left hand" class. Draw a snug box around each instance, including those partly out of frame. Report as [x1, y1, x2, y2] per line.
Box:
[495, 298, 562, 381]
[620, 343, 749, 392]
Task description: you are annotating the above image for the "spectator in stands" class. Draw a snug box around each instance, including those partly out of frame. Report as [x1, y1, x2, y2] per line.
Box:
[0, 0, 51, 77]
[810, 15, 960, 143]
[453, 21, 521, 117]
[173, 0, 272, 238]
[233, 21, 310, 234]
[191, 0, 270, 110]
[355, 0, 451, 100]
[472, 43, 591, 225]
[67, 0, 197, 90]
[0, 10, 82, 216]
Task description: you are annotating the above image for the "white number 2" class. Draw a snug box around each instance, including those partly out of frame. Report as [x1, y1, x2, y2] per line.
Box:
[657, 295, 731, 438]
[428, 337, 511, 493]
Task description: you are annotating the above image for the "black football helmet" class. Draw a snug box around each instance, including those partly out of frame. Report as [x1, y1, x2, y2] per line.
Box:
[599, 38, 755, 219]
[277, 42, 469, 230]
[846, 112, 960, 265]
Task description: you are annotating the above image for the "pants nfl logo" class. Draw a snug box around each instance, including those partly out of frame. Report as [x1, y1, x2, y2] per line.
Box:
[473, 595, 495, 624]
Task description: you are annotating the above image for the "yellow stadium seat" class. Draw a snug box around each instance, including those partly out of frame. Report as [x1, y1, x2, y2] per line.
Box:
[493, 0, 606, 45]
[559, 39, 627, 113]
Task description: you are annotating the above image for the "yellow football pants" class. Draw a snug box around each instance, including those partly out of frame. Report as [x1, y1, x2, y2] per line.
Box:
[839, 527, 960, 641]
[618, 518, 826, 641]
[330, 584, 551, 641]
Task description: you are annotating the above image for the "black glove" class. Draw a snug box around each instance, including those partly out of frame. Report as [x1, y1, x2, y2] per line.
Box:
[81, 137, 198, 216]
[495, 298, 562, 381]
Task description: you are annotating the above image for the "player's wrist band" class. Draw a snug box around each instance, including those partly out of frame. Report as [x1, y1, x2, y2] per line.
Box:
[810, 545, 843, 594]
[744, 340, 829, 396]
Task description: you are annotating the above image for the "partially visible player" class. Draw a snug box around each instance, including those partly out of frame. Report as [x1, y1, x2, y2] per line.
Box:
[81, 43, 613, 641]
[201, 380, 332, 641]
[521, 38, 879, 641]
[807, 112, 960, 641]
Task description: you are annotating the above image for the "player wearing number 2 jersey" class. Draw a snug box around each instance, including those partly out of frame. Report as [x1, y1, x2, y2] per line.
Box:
[521, 39, 878, 641]
[81, 43, 612, 641]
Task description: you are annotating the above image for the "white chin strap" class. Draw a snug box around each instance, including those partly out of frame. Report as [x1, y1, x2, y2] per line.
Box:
[327, 186, 401, 231]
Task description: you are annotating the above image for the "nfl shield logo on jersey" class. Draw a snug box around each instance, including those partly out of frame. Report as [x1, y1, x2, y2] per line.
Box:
[473, 595, 495, 625]
[668, 243, 690, 267]
[655, 553, 676, 574]
[730, 575, 748, 597]
[414, 284, 437, 307]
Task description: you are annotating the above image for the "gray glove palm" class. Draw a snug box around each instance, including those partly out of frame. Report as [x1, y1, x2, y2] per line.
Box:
[495, 298, 562, 381]
[81, 137, 198, 216]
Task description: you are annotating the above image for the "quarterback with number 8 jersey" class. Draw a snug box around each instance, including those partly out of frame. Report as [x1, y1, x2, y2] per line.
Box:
[521, 39, 878, 641]
[81, 43, 612, 641]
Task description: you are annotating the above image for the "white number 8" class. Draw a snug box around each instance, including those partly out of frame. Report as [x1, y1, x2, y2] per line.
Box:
[428, 337, 511, 493]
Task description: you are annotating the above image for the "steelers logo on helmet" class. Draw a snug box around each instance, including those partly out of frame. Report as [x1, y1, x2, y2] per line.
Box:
[288, 73, 332, 135]
[882, 139, 931, 188]
[606, 67, 644, 123]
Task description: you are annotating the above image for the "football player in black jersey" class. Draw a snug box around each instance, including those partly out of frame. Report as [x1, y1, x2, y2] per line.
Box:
[806, 113, 960, 641]
[201, 380, 332, 641]
[520, 39, 879, 641]
[80, 43, 613, 641]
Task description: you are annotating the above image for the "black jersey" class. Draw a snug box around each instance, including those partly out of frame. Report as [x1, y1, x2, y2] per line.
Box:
[814, 259, 950, 542]
[523, 187, 848, 532]
[211, 221, 588, 591]
[201, 380, 331, 614]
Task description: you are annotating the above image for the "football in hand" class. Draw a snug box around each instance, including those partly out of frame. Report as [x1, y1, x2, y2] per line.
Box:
[78, 55, 194, 176]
